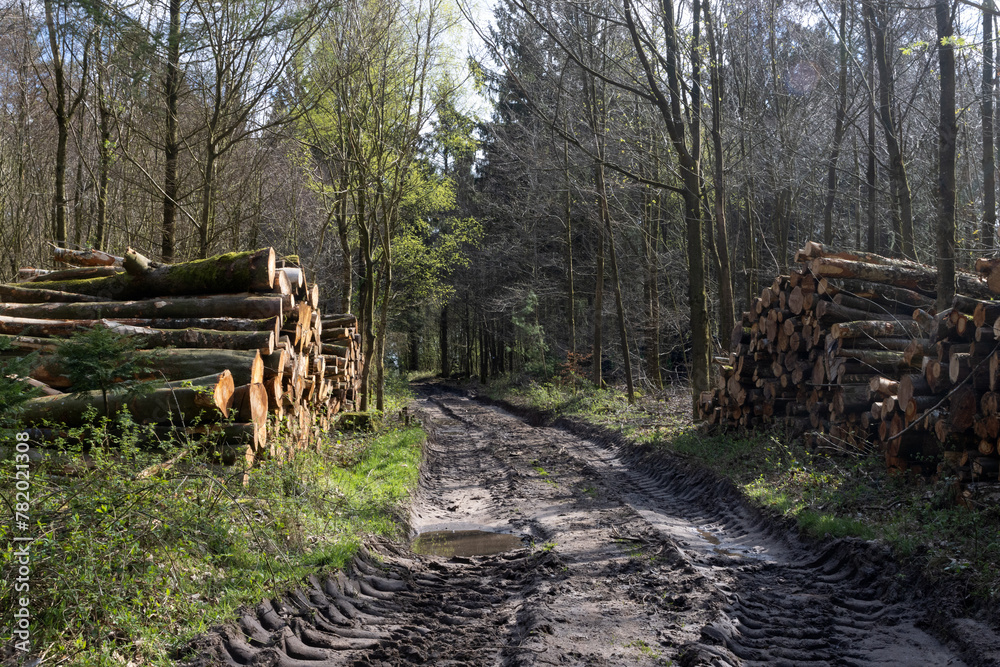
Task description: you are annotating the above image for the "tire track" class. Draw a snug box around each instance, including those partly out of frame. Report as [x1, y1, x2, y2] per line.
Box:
[184, 386, 993, 666]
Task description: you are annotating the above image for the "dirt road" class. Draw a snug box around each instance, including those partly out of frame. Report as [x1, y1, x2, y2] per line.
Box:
[190, 386, 999, 666]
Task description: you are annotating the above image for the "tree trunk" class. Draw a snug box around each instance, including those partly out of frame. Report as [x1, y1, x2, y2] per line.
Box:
[592, 213, 604, 387]
[936, 0, 957, 310]
[983, 0, 996, 250]
[336, 169, 352, 313]
[44, 0, 70, 248]
[198, 146, 217, 259]
[96, 72, 111, 252]
[866, 0, 915, 258]
[596, 158, 634, 403]
[440, 303, 449, 376]
[704, 0, 734, 347]
[564, 136, 576, 356]
[822, 0, 849, 247]
[162, 0, 181, 262]
[623, 0, 710, 415]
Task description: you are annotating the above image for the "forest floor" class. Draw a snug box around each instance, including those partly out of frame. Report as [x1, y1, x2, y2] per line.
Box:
[187, 381, 1000, 665]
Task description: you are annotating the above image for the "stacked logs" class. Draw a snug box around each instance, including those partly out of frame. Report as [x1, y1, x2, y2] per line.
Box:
[699, 241, 1000, 482]
[4, 247, 362, 467]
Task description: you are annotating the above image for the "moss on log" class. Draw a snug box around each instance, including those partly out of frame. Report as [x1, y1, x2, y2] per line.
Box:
[10, 248, 276, 300]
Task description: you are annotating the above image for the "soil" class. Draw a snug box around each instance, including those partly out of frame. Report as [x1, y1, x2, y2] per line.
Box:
[185, 384, 1000, 666]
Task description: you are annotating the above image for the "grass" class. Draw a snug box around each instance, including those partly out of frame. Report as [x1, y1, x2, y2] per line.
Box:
[0, 387, 424, 665]
[485, 377, 1000, 603]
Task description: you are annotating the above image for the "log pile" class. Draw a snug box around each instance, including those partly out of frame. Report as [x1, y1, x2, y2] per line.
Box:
[699, 241, 1000, 483]
[5, 247, 363, 467]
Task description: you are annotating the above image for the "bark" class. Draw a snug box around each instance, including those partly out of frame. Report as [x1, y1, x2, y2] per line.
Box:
[0, 294, 284, 321]
[13, 248, 276, 300]
[26, 267, 121, 282]
[830, 319, 924, 339]
[644, 184, 662, 388]
[564, 136, 576, 356]
[96, 65, 111, 252]
[865, 11, 878, 254]
[336, 169, 353, 313]
[0, 285, 112, 303]
[984, 0, 996, 250]
[592, 212, 604, 387]
[440, 303, 450, 376]
[198, 146, 217, 259]
[822, 0, 849, 247]
[0, 314, 278, 337]
[623, 0, 710, 415]
[53, 247, 122, 267]
[704, 0, 735, 348]
[20, 371, 234, 427]
[31, 348, 281, 389]
[810, 257, 990, 298]
[936, 0, 957, 310]
[865, 0, 915, 258]
[162, 0, 180, 262]
[597, 158, 635, 403]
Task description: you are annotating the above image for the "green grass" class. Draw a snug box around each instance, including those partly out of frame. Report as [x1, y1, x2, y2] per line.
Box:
[486, 378, 1000, 602]
[0, 404, 424, 664]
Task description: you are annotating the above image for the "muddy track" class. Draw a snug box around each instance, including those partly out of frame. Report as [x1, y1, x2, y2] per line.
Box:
[186, 385, 1000, 666]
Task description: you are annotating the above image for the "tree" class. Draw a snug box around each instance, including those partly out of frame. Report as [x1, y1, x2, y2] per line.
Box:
[935, 0, 956, 309]
[623, 0, 710, 412]
[41, 0, 91, 248]
[186, 0, 334, 257]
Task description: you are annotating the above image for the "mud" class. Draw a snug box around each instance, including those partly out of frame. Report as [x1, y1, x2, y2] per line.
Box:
[185, 385, 1000, 666]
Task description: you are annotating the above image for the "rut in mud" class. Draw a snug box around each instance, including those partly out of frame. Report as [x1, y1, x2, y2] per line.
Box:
[188, 386, 1000, 666]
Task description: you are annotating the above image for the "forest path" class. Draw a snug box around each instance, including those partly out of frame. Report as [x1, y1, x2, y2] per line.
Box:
[189, 385, 984, 666]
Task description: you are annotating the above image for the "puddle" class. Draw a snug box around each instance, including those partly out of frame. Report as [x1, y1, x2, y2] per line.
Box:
[696, 528, 744, 558]
[411, 529, 525, 557]
[697, 529, 720, 545]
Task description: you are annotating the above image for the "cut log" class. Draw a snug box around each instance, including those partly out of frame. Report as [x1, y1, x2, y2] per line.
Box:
[950, 385, 979, 432]
[53, 247, 123, 267]
[0, 314, 279, 338]
[905, 395, 940, 424]
[19, 371, 234, 427]
[830, 319, 924, 340]
[0, 294, 284, 321]
[975, 257, 1000, 294]
[898, 374, 932, 408]
[810, 257, 990, 299]
[833, 348, 918, 370]
[817, 278, 935, 309]
[0, 284, 113, 303]
[795, 241, 928, 268]
[833, 292, 910, 316]
[322, 313, 358, 328]
[16, 377, 61, 396]
[116, 326, 274, 354]
[0, 334, 57, 353]
[870, 376, 899, 397]
[25, 266, 122, 283]
[17, 268, 51, 282]
[13, 248, 276, 300]
[26, 348, 282, 389]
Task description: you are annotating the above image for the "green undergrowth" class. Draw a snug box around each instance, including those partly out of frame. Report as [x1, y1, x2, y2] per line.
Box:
[487, 378, 1000, 603]
[0, 393, 424, 665]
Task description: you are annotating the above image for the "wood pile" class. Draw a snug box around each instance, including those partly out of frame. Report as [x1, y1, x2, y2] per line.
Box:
[5, 247, 363, 467]
[699, 241, 1000, 483]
